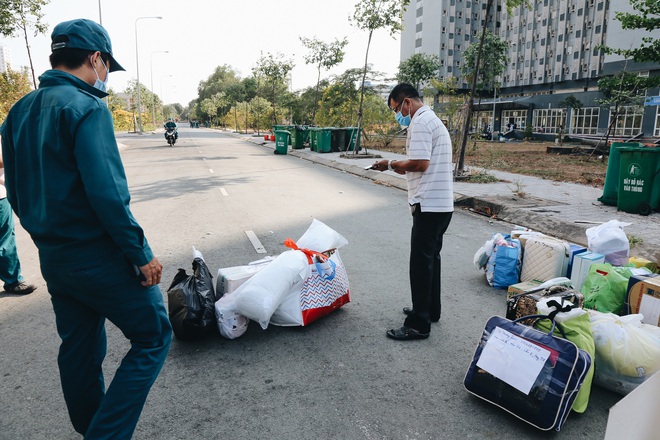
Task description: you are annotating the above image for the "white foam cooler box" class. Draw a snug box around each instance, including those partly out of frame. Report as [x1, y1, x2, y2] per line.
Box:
[520, 236, 570, 282]
[570, 252, 605, 291]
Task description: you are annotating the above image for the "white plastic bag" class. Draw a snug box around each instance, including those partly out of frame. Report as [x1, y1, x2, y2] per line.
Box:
[233, 250, 309, 330]
[296, 218, 348, 251]
[473, 234, 499, 270]
[232, 219, 347, 330]
[214, 293, 249, 339]
[588, 310, 660, 394]
[586, 220, 631, 266]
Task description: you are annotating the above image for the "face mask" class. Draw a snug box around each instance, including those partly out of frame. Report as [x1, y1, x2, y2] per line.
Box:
[394, 99, 411, 127]
[395, 110, 411, 127]
[91, 56, 109, 92]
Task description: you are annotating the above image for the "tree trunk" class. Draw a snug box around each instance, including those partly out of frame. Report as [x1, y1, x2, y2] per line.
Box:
[311, 66, 322, 125]
[22, 25, 37, 89]
[456, 0, 494, 175]
[355, 30, 373, 155]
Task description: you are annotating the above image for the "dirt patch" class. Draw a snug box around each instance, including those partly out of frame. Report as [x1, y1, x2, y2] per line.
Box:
[368, 138, 608, 188]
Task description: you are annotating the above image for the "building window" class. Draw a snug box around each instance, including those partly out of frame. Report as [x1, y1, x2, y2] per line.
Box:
[570, 107, 600, 135]
[655, 107, 660, 136]
[415, 38, 422, 48]
[532, 108, 566, 134]
[501, 110, 527, 130]
[611, 106, 643, 137]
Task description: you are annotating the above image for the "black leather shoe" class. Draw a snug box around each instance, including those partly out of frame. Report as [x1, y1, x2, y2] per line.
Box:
[386, 325, 429, 340]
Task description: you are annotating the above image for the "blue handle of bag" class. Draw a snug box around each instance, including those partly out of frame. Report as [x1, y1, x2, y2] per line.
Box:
[314, 258, 337, 281]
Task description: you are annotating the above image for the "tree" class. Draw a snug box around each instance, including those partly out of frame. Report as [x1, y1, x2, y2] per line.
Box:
[597, 70, 660, 149]
[557, 94, 583, 143]
[0, 0, 49, 88]
[124, 80, 159, 130]
[0, 66, 32, 122]
[461, 29, 508, 93]
[602, 0, 660, 63]
[253, 52, 294, 125]
[455, 0, 525, 175]
[300, 36, 348, 125]
[397, 53, 440, 92]
[351, 0, 410, 153]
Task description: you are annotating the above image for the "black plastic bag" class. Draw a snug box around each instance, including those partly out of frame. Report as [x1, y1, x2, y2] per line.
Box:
[167, 257, 218, 340]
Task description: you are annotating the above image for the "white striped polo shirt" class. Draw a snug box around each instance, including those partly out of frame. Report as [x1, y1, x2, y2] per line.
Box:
[405, 105, 454, 212]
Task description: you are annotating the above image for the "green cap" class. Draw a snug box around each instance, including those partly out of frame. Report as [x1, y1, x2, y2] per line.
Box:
[51, 18, 125, 72]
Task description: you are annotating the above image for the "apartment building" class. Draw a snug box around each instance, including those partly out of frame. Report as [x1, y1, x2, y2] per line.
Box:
[401, 0, 660, 139]
[0, 44, 11, 73]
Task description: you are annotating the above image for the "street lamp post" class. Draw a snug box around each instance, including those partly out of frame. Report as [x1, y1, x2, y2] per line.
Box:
[150, 50, 169, 127]
[134, 16, 162, 133]
[160, 74, 173, 116]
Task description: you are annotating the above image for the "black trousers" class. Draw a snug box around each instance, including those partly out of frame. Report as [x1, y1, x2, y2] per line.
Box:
[404, 205, 453, 333]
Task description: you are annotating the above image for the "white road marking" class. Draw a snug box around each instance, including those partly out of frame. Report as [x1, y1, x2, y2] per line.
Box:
[245, 230, 267, 254]
[209, 169, 214, 173]
[219, 188, 229, 196]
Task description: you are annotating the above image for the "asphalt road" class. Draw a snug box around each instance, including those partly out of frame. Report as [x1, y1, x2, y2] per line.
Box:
[0, 127, 620, 439]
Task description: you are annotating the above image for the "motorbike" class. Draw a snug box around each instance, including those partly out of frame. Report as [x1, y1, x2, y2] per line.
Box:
[165, 128, 177, 146]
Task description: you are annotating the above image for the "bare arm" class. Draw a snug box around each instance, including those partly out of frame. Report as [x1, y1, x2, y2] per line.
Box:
[371, 158, 429, 174]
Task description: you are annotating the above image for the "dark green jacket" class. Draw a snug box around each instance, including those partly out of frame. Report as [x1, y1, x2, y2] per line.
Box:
[0, 70, 153, 266]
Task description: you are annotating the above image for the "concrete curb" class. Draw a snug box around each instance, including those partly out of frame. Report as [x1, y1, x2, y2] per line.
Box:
[231, 132, 657, 260]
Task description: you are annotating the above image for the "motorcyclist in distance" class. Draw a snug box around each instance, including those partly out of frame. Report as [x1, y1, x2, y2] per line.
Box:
[163, 118, 178, 141]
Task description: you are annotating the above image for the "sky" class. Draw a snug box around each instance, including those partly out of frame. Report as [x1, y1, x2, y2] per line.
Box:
[0, 0, 402, 106]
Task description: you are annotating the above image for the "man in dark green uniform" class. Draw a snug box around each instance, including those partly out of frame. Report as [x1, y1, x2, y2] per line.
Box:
[0, 19, 172, 438]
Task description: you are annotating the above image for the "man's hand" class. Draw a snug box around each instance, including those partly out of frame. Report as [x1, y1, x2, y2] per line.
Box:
[371, 160, 390, 172]
[139, 257, 163, 287]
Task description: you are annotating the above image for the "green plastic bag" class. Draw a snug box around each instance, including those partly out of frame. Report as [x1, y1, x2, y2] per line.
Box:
[581, 263, 633, 315]
[536, 307, 595, 413]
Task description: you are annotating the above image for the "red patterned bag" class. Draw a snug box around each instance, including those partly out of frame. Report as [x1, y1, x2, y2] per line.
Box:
[269, 240, 350, 327]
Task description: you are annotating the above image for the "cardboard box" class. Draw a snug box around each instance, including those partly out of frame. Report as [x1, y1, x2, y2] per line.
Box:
[216, 257, 273, 296]
[624, 273, 660, 315]
[604, 372, 660, 440]
[626, 276, 660, 326]
[567, 244, 588, 278]
[506, 280, 543, 300]
[570, 252, 605, 291]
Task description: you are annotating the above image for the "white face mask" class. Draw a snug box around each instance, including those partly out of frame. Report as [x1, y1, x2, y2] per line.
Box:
[91, 55, 109, 92]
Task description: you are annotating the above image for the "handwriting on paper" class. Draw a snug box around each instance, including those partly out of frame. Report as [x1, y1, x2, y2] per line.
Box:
[476, 326, 551, 395]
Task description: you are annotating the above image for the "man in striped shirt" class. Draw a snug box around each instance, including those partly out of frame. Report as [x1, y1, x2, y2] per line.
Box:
[372, 83, 454, 340]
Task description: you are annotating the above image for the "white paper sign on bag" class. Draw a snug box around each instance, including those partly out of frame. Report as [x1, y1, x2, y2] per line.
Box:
[639, 294, 660, 326]
[476, 327, 551, 395]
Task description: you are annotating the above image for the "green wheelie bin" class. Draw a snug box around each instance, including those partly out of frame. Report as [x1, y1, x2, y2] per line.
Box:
[290, 126, 306, 149]
[345, 127, 358, 152]
[330, 128, 347, 152]
[316, 128, 332, 153]
[308, 128, 319, 152]
[617, 146, 660, 215]
[598, 142, 643, 206]
[274, 130, 290, 155]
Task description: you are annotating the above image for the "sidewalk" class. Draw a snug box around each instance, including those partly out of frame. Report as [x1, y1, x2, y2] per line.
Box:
[238, 133, 660, 262]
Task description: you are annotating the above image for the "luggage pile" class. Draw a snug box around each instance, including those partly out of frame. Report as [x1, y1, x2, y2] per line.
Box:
[166, 219, 350, 341]
[468, 219, 660, 431]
